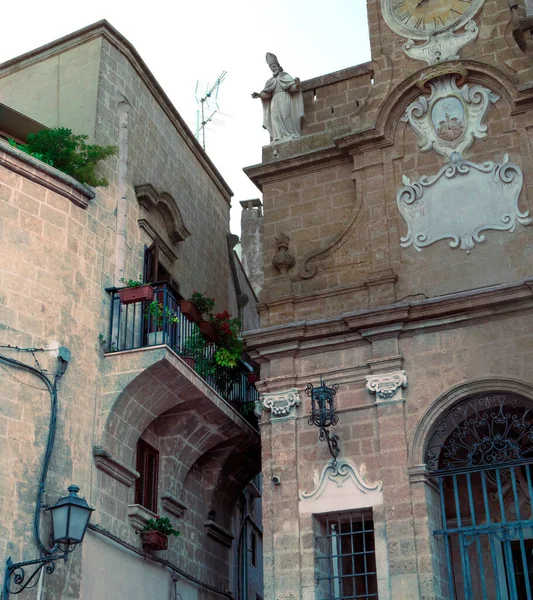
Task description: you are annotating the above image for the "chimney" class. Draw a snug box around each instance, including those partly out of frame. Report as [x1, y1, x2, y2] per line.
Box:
[239, 199, 264, 297]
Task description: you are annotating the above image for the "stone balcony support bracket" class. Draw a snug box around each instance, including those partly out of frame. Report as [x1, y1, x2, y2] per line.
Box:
[161, 493, 188, 518]
[204, 520, 235, 548]
[366, 370, 407, 404]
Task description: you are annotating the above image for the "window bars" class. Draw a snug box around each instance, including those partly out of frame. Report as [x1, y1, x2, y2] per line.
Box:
[427, 393, 533, 600]
[315, 510, 378, 600]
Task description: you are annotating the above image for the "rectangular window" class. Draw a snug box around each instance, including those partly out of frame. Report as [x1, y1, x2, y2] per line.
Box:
[315, 510, 378, 600]
[135, 439, 159, 513]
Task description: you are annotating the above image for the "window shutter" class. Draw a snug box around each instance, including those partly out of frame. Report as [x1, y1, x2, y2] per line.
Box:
[135, 439, 159, 513]
[144, 240, 159, 283]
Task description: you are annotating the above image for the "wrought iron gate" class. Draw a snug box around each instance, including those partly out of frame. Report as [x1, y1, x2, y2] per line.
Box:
[426, 393, 533, 600]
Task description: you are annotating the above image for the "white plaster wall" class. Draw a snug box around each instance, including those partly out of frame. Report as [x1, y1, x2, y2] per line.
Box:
[80, 531, 199, 600]
[0, 38, 102, 139]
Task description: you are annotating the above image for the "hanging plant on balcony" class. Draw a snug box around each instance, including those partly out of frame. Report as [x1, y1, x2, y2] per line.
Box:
[140, 516, 180, 551]
[189, 291, 215, 319]
[118, 277, 154, 305]
[145, 301, 179, 330]
[181, 329, 216, 375]
[211, 311, 244, 368]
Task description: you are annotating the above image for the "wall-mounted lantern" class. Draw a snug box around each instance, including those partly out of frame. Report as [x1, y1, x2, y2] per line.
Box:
[3, 485, 94, 599]
[306, 378, 340, 463]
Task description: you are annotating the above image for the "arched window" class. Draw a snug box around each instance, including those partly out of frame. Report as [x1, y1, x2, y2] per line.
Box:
[426, 393, 533, 600]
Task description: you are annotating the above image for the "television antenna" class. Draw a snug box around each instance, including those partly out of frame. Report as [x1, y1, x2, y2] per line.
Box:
[195, 71, 227, 150]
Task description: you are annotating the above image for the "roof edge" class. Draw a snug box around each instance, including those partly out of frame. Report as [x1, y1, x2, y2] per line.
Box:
[0, 20, 234, 203]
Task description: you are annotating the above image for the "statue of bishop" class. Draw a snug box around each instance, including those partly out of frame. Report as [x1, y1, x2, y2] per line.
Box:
[252, 53, 304, 143]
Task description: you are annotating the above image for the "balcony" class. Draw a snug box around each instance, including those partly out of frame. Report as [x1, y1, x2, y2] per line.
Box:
[105, 283, 258, 428]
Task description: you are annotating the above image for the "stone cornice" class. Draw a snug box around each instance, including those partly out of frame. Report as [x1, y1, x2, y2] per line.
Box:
[0, 139, 95, 208]
[244, 146, 347, 190]
[0, 20, 233, 203]
[244, 279, 533, 352]
[93, 446, 139, 487]
[204, 520, 234, 548]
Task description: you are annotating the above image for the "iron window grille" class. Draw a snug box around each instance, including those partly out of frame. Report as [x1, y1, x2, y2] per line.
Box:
[315, 510, 378, 600]
[135, 439, 159, 513]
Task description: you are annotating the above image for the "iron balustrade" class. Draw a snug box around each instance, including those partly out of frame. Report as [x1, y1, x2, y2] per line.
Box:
[105, 283, 258, 428]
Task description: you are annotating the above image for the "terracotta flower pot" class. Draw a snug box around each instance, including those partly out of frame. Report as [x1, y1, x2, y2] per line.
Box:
[118, 284, 154, 305]
[180, 300, 202, 324]
[141, 530, 168, 551]
[199, 320, 218, 343]
[247, 373, 258, 385]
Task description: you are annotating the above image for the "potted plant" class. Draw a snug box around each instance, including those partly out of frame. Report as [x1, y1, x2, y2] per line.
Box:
[247, 369, 259, 385]
[140, 516, 180, 551]
[145, 301, 179, 345]
[180, 291, 214, 324]
[118, 277, 154, 305]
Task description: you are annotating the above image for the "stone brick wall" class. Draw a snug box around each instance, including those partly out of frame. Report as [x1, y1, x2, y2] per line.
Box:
[244, 1, 533, 599]
[0, 21, 261, 600]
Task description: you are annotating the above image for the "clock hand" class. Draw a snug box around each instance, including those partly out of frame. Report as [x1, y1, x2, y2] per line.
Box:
[416, 0, 430, 6]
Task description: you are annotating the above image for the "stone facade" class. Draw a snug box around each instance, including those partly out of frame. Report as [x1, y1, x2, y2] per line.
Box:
[243, 1, 533, 599]
[0, 21, 261, 600]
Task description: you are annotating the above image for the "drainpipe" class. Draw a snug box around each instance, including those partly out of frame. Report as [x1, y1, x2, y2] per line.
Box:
[114, 100, 130, 286]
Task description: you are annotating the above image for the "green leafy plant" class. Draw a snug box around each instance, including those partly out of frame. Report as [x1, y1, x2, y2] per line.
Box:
[9, 128, 117, 187]
[210, 310, 243, 367]
[120, 276, 144, 288]
[143, 516, 180, 537]
[182, 329, 216, 375]
[189, 291, 215, 318]
[145, 301, 179, 328]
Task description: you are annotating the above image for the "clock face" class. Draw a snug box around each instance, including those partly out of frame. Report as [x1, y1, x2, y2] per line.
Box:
[382, 0, 485, 39]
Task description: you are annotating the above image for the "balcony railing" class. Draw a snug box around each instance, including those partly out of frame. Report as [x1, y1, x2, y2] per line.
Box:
[105, 283, 258, 429]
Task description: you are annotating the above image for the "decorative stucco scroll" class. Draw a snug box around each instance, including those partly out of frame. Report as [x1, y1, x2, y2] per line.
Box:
[402, 75, 499, 159]
[397, 153, 530, 253]
[403, 21, 479, 65]
[261, 388, 301, 420]
[299, 183, 362, 279]
[366, 371, 407, 403]
[299, 458, 383, 514]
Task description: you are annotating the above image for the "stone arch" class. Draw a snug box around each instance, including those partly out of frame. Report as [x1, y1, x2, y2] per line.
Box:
[100, 349, 257, 465]
[135, 183, 191, 243]
[409, 377, 533, 468]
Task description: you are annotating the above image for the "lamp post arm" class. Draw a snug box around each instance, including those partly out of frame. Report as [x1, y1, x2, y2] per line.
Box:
[2, 549, 68, 600]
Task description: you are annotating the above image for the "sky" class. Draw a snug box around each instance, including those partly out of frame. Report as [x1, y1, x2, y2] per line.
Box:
[1, 0, 371, 234]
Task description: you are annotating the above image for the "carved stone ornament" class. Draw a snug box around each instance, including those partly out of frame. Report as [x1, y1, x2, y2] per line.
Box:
[366, 371, 407, 403]
[403, 22, 479, 65]
[402, 75, 499, 159]
[299, 458, 383, 514]
[272, 232, 295, 275]
[380, 0, 485, 65]
[398, 153, 530, 252]
[261, 388, 300, 420]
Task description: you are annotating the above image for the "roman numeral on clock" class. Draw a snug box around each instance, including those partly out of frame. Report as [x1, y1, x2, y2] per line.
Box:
[450, 8, 462, 16]
[398, 11, 412, 24]
[434, 15, 445, 27]
[414, 18, 426, 29]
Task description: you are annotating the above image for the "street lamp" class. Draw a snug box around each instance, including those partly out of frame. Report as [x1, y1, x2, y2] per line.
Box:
[306, 378, 340, 463]
[3, 485, 93, 599]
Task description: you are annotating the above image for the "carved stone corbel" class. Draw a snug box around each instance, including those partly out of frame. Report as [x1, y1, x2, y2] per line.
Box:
[366, 371, 407, 403]
[261, 388, 301, 420]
